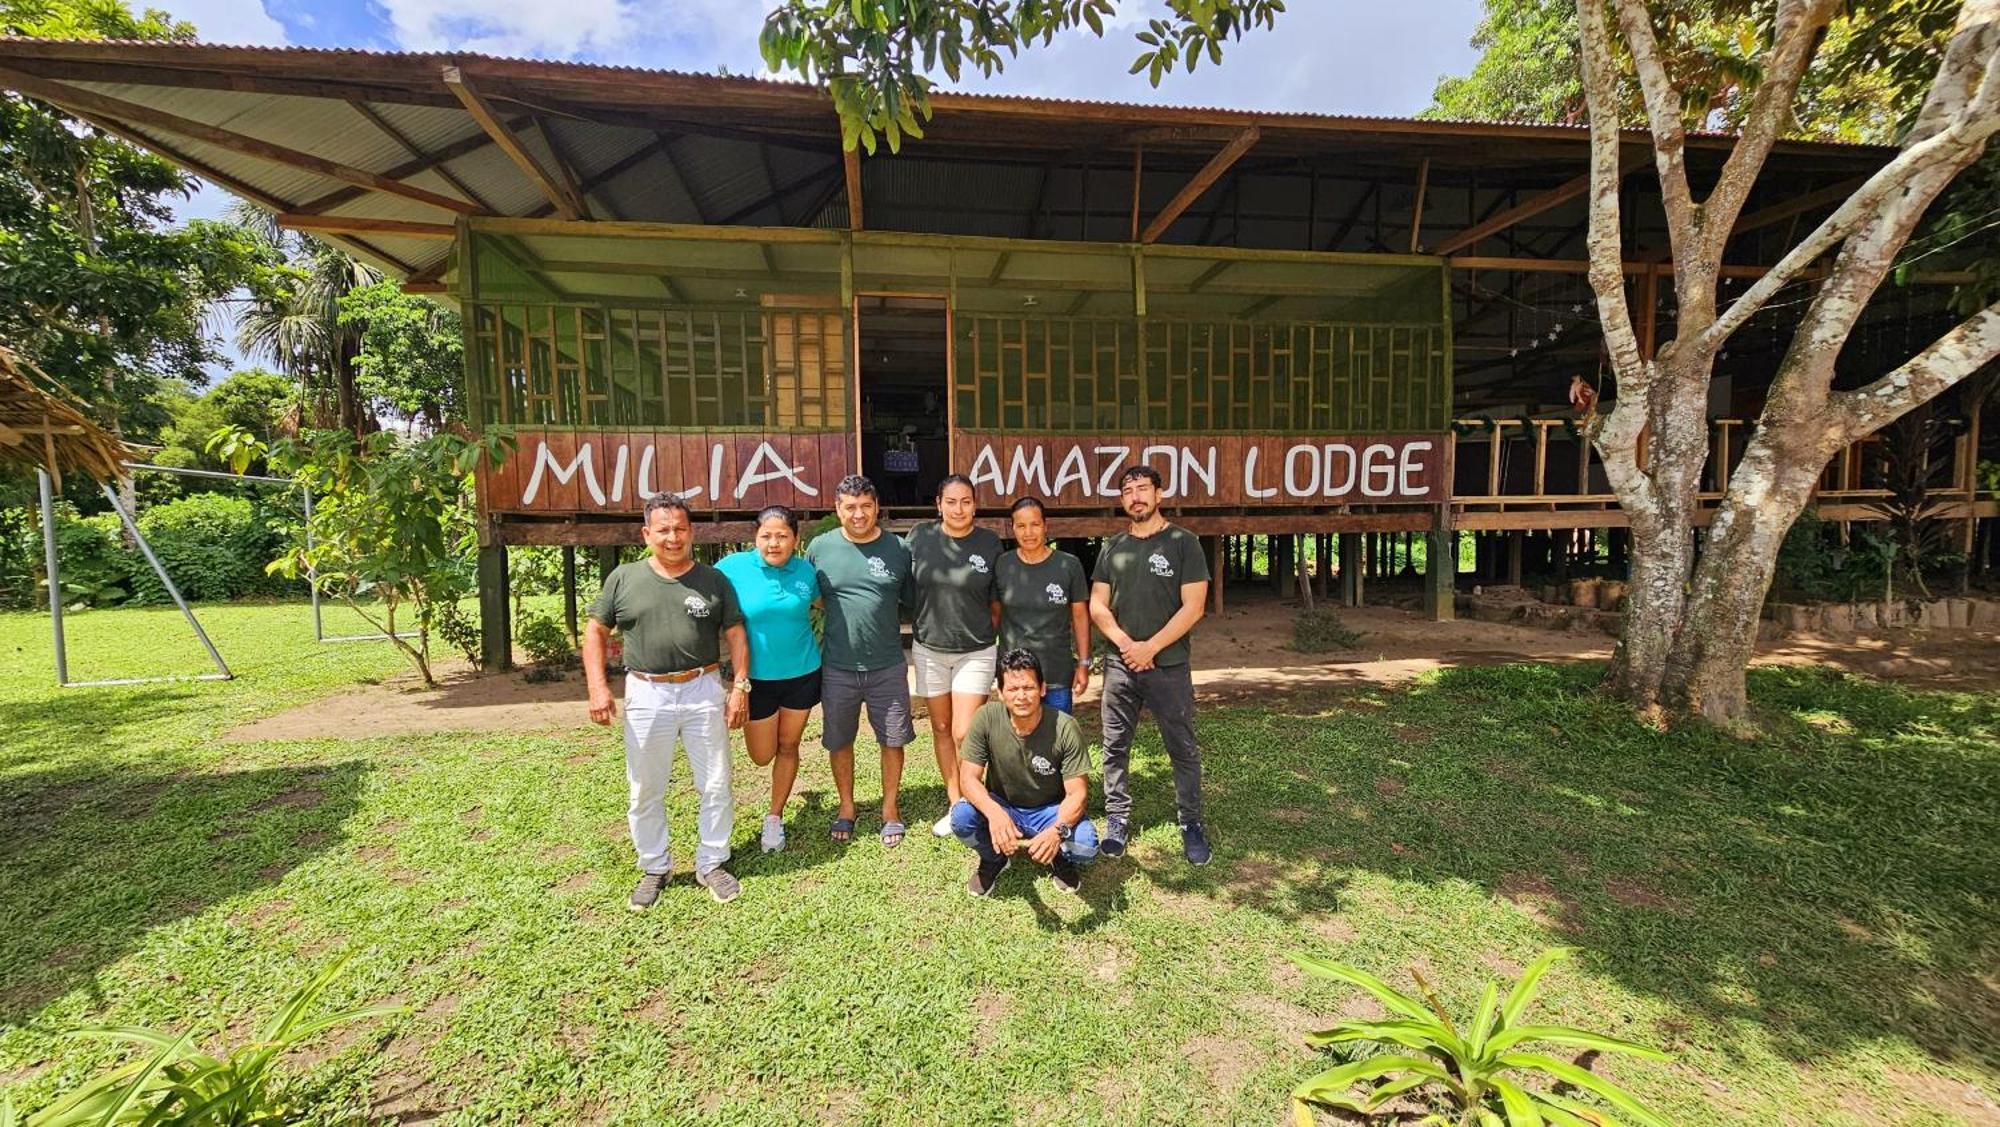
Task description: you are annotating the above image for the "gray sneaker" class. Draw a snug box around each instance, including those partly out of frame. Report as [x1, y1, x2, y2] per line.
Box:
[696, 867, 741, 904]
[627, 871, 669, 912]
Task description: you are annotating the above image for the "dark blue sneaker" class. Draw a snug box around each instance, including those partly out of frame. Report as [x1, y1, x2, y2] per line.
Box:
[1181, 822, 1212, 866]
[1100, 816, 1129, 858]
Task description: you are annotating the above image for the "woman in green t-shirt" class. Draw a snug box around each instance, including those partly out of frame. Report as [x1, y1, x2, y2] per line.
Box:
[906, 474, 1004, 839]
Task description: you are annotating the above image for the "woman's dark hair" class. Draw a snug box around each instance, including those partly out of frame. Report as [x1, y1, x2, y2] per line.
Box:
[996, 647, 1045, 686]
[755, 504, 799, 533]
[835, 474, 877, 501]
[1008, 496, 1046, 519]
[935, 473, 975, 501]
[1118, 464, 1163, 490]
[642, 492, 692, 523]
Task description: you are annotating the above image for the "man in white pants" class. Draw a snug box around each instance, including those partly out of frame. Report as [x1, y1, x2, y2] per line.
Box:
[585, 493, 750, 908]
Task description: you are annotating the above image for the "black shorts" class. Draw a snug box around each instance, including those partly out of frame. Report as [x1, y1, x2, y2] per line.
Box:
[748, 669, 822, 722]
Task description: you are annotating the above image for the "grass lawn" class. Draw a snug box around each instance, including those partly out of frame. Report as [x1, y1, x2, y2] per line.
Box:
[2, 601, 1997, 1125]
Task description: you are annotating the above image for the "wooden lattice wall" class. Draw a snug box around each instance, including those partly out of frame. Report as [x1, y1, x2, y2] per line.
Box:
[954, 316, 1448, 434]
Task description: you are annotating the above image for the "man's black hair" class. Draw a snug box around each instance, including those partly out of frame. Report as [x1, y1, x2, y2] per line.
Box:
[1009, 496, 1046, 518]
[1118, 464, 1163, 490]
[996, 647, 1045, 686]
[835, 474, 877, 501]
[643, 492, 692, 523]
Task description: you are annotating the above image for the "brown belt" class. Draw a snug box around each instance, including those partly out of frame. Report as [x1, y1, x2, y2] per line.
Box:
[626, 663, 720, 684]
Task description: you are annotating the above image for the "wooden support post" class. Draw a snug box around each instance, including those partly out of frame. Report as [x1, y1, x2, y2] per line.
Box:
[1408, 158, 1430, 253]
[1426, 516, 1456, 622]
[1130, 145, 1144, 242]
[1269, 533, 1288, 596]
[1339, 533, 1364, 607]
[1506, 531, 1525, 586]
[441, 67, 577, 219]
[1315, 534, 1331, 598]
[843, 145, 864, 230]
[478, 542, 512, 672]
[1205, 534, 1224, 614]
[595, 545, 619, 583]
[561, 545, 578, 643]
[1295, 535, 1315, 612]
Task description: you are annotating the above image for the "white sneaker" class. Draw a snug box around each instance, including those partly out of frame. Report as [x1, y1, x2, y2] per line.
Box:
[931, 813, 954, 838]
[761, 814, 786, 853]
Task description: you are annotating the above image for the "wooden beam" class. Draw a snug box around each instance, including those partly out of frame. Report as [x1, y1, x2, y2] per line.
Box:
[1186, 260, 1233, 293]
[1432, 150, 1641, 256]
[442, 66, 579, 220]
[530, 117, 593, 219]
[842, 145, 864, 230]
[346, 99, 496, 212]
[1129, 145, 1143, 242]
[1140, 125, 1259, 244]
[277, 214, 456, 239]
[1729, 176, 1867, 241]
[0, 65, 480, 216]
[400, 281, 449, 294]
[718, 163, 840, 226]
[293, 122, 513, 215]
[1408, 158, 1430, 253]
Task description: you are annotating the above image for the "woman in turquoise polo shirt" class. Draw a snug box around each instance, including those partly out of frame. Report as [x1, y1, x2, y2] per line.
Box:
[717, 505, 822, 854]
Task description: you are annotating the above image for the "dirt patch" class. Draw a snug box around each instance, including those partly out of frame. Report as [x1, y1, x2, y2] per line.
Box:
[540, 843, 581, 864]
[971, 990, 1011, 1046]
[1603, 876, 1687, 915]
[1374, 777, 1406, 799]
[625, 989, 676, 1025]
[815, 1088, 864, 1125]
[1270, 807, 1313, 824]
[1065, 939, 1128, 983]
[1884, 1070, 2000, 1125]
[1496, 872, 1576, 929]
[466, 829, 493, 844]
[1237, 995, 1319, 1051]
[1180, 1032, 1257, 1095]
[253, 786, 324, 812]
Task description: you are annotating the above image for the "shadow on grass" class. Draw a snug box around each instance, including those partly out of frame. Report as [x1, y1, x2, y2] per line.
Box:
[0, 688, 206, 770]
[1123, 660, 2000, 1072]
[0, 758, 369, 1027]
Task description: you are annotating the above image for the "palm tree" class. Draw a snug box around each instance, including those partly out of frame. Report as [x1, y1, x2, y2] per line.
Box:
[227, 203, 380, 435]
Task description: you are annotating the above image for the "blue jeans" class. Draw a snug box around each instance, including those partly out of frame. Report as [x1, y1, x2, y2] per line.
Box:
[950, 798, 1099, 866]
[1041, 686, 1074, 715]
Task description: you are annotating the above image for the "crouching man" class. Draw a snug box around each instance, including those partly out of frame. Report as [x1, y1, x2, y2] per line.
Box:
[950, 648, 1099, 897]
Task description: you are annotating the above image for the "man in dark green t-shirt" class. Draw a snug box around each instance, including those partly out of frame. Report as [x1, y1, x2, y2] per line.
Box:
[584, 494, 749, 910]
[1088, 464, 1212, 866]
[802, 474, 916, 848]
[949, 649, 1098, 897]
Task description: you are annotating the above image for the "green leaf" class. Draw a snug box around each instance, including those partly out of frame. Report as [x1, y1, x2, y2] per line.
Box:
[1469, 980, 1502, 1058]
[1491, 1077, 1546, 1126]
[1294, 1054, 1452, 1109]
[1499, 948, 1574, 1031]
[1306, 1018, 1451, 1054]
[1288, 954, 1445, 1028]
[1494, 1054, 1670, 1127]
[1485, 1025, 1669, 1061]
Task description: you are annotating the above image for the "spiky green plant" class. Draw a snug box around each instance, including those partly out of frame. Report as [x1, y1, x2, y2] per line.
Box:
[16, 954, 404, 1126]
[1289, 947, 1671, 1127]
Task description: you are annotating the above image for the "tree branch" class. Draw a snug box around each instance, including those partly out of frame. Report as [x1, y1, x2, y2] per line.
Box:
[1609, 0, 1696, 267]
[1828, 300, 2000, 444]
[1579, 0, 1644, 381]
[1699, 44, 2000, 354]
[1701, 0, 1839, 265]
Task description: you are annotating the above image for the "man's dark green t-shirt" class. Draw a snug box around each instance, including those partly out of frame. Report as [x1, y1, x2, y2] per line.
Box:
[589, 560, 744, 674]
[996, 548, 1088, 684]
[906, 520, 1003, 654]
[804, 530, 911, 672]
[961, 700, 1090, 809]
[1090, 523, 1210, 667]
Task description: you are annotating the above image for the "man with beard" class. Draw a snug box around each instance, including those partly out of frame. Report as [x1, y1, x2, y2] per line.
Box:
[1087, 465, 1212, 865]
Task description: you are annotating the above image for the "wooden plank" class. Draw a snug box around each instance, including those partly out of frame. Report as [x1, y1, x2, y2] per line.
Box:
[1431, 149, 1640, 256]
[0, 65, 481, 216]
[277, 214, 456, 238]
[1140, 126, 1259, 244]
[346, 98, 495, 212]
[441, 65, 578, 220]
[843, 145, 864, 231]
[1407, 158, 1429, 253]
[529, 117, 593, 219]
[680, 432, 711, 509]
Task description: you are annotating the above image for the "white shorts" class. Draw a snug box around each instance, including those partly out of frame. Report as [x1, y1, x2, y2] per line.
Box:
[911, 642, 997, 698]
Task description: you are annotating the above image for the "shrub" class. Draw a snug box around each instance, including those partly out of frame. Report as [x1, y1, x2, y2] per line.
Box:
[1292, 607, 1362, 652]
[435, 598, 481, 667]
[127, 493, 280, 605]
[1289, 947, 1669, 1126]
[13, 954, 402, 1125]
[516, 610, 574, 667]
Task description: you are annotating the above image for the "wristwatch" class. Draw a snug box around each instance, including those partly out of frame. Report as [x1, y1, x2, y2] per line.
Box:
[1054, 821, 1075, 842]
[732, 678, 752, 694]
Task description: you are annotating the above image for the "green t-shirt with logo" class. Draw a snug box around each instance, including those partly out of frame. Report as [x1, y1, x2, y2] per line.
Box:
[1090, 523, 1210, 667]
[804, 529, 911, 672]
[995, 548, 1089, 685]
[961, 700, 1090, 809]
[589, 560, 744, 675]
[906, 520, 1003, 654]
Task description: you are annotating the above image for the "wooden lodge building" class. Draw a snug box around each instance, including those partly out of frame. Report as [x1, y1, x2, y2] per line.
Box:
[0, 39, 1990, 666]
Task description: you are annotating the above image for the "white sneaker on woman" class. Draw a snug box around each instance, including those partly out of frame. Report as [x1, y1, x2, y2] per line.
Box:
[932, 812, 953, 838]
[761, 814, 786, 853]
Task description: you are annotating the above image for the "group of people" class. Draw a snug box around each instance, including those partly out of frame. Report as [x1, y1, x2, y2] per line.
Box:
[582, 466, 1212, 909]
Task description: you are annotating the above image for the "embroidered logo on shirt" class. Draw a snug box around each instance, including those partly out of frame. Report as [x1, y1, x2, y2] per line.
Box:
[1030, 754, 1056, 775]
[684, 594, 712, 618]
[1044, 582, 1066, 604]
[791, 578, 816, 598]
[969, 553, 990, 574]
[1148, 552, 1174, 577]
[867, 555, 890, 579]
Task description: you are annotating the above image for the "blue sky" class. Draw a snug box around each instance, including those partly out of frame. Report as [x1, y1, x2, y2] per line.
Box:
[167, 0, 1486, 373]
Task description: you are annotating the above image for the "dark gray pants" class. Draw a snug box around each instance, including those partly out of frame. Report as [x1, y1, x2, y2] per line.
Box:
[1099, 657, 1202, 825]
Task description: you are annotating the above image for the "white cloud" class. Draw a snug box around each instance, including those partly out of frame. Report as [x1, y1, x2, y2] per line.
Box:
[172, 0, 289, 46]
[373, 0, 772, 67]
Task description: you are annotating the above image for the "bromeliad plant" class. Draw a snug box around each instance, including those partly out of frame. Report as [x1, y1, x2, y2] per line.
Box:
[10, 955, 404, 1126]
[1289, 947, 1671, 1127]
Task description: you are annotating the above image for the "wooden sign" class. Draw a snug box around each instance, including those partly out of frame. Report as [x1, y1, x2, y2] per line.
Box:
[952, 431, 1448, 506]
[482, 429, 851, 514]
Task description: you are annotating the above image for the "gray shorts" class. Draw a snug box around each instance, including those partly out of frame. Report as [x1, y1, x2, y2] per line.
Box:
[820, 663, 916, 751]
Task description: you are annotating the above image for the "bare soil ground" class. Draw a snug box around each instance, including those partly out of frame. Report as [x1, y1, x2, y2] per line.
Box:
[226, 589, 2000, 741]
